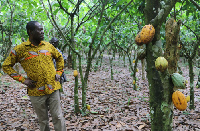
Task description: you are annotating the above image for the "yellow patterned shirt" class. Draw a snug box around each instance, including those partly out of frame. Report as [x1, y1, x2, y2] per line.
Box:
[2, 40, 64, 96]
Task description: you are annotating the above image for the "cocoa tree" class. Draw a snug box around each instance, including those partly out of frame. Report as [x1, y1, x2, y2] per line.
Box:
[41, 0, 134, 114]
[144, 0, 179, 130]
[143, 0, 199, 130]
[180, 23, 199, 109]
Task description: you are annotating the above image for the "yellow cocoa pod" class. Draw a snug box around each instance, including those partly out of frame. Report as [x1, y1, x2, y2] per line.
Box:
[178, 44, 182, 50]
[133, 80, 136, 85]
[186, 95, 190, 102]
[140, 24, 155, 44]
[86, 104, 91, 110]
[73, 70, 78, 77]
[155, 57, 168, 72]
[135, 32, 143, 46]
[133, 60, 135, 63]
[172, 91, 187, 111]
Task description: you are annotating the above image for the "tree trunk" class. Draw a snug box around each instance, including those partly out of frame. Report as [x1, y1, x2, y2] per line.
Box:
[133, 58, 139, 90]
[67, 51, 72, 69]
[109, 57, 113, 80]
[123, 55, 126, 67]
[188, 58, 194, 109]
[164, 18, 181, 74]
[71, 15, 80, 113]
[145, 0, 178, 130]
[145, 1, 167, 130]
[141, 59, 145, 80]
[197, 71, 200, 88]
[79, 56, 87, 114]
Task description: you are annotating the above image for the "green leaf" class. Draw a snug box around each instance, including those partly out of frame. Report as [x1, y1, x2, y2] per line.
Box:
[32, 1, 38, 7]
[12, 38, 15, 45]
[53, 8, 59, 15]
[21, 95, 29, 99]
[90, 111, 98, 114]
[52, 3, 60, 7]
[116, 1, 124, 6]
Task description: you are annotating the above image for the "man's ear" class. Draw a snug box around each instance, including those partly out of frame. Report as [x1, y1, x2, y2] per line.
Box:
[28, 30, 31, 35]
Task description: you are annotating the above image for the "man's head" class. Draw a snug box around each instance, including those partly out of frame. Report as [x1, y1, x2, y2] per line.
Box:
[26, 21, 44, 42]
[50, 37, 59, 48]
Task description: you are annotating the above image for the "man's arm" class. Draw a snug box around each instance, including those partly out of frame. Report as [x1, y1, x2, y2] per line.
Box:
[51, 45, 64, 76]
[2, 49, 26, 83]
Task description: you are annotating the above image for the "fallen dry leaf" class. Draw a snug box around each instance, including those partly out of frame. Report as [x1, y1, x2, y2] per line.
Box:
[0, 54, 199, 130]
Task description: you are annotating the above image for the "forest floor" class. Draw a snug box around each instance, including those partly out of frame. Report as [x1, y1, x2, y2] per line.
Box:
[0, 54, 200, 131]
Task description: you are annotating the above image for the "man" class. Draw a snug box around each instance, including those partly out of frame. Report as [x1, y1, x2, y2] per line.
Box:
[50, 37, 67, 93]
[2, 21, 66, 131]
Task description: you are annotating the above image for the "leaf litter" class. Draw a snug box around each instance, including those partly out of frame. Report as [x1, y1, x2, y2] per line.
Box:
[0, 55, 199, 131]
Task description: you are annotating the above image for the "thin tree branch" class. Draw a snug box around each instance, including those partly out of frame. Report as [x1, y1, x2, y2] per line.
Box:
[175, 0, 186, 15]
[90, 1, 106, 49]
[190, 0, 200, 11]
[47, 0, 71, 45]
[182, 22, 199, 39]
[0, 2, 6, 10]
[92, 0, 134, 58]
[68, 0, 75, 5]
[182, 22, 199, 58]
[57, 0, 72, 16]
[6, 0, 15, 42]
[62, 17, 71, 30]
[82, 0, 92, 10]
[41, 0, 79, 56]
[83, 1, 107, 82]
[41, 1, 56, 28]
[74, 2, 100, 33]
[72, 0, 84, 15]
[74, 2, 115, 34]
[41, 0, 70, 39]
[180, 41, 190, 59]
[150, 0, 178, 27]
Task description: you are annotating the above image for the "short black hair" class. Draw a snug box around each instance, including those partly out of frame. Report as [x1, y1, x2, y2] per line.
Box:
[50, 37, 59, 43]
[26, 21, 38, 36]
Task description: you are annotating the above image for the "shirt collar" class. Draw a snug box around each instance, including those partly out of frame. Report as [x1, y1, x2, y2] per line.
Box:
[24, 39, 46, 46]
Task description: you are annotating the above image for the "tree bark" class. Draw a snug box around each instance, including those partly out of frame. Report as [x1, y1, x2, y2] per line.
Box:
[164, 18, 181, 74]
[144, 0, 178, 130]
[197, 71, 200, 88]
[141, 59, 145, 80]
[188, 58, 194, 109]
[71, 15, 80, 113]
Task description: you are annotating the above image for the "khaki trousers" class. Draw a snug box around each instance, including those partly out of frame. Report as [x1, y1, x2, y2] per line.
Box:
[29, 90, 66, 131]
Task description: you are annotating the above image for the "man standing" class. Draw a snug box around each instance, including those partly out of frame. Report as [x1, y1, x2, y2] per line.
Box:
[2, 21, 66, 131]
[50, 37, 67, 92]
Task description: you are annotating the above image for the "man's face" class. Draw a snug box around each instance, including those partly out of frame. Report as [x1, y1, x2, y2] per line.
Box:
[32, 22, 44, 41]
[50, 39, 59, 48]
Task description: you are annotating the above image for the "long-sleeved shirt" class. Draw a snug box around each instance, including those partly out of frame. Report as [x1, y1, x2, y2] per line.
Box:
[2, 40, 64, 96]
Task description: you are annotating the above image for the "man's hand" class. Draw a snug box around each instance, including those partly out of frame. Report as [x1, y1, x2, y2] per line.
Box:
[23, 78, 36, 89]
[55, 74, 61, 82]
[64, 59, 67, 67]
[64, 59, 67, 64]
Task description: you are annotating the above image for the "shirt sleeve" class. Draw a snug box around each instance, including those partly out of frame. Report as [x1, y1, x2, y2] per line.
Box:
[2, 49, 26, 83]
[51, 46, 64, 76]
